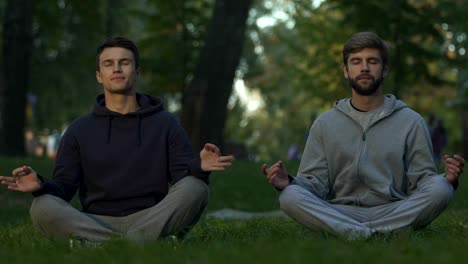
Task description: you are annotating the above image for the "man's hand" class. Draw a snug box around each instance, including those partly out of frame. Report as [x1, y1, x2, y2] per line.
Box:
[443, 154, 464, 186]
[0, 166, 42, 192]
[200, 143, 235, 172]
[261, 160, 290, 190]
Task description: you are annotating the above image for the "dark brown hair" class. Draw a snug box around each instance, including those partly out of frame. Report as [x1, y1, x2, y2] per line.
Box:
[96, 37, 140, 71]
[343, 32, 389, 66]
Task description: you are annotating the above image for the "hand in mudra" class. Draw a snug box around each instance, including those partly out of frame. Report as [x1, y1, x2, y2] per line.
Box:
[200, 143, 235, 172]
[0, 166, 42, 192]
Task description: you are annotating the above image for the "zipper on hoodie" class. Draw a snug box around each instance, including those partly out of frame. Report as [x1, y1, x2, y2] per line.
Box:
[357, 128, 367, 205]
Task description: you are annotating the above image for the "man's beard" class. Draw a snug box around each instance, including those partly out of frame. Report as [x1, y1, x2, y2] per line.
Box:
[348, 75, 384, 96]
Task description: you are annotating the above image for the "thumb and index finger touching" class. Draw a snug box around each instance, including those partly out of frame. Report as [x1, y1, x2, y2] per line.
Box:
[261, 160, 284, 175]
[452, 154, 465, 165]
[443, 154, 465, 170]
[12, 165, 34, 177]
[204, 143, 221, 156]
[204, 143, 236, 162]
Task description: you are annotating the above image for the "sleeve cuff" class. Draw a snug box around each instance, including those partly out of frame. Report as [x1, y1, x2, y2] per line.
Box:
[188, 157, 210, 183]
[442, 173, 459, 191]
[32, 174, 46, 197]
[451, 178, 459, 191]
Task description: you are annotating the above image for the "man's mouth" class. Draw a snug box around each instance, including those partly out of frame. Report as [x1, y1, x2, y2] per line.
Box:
[357, 75, 373, 80]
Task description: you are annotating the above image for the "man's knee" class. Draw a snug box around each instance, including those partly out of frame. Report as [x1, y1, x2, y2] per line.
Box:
[422, 176, 453, 208]
[408, 176, 454, 229]
[279, 185, 304, 214]
[190, 176, 210, 198]
[173, 176, 209, 206]
[30, 194, 63, 227]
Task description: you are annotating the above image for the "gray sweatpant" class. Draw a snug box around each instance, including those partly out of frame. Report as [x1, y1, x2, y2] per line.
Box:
[29, 176, 209, 242]
[279, 176, 454, 239]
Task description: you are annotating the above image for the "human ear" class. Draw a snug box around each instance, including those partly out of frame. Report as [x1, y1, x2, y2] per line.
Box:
[382, 65, 389, 77]
[96, 71, 103, 84]
[342, 64, 349, 79]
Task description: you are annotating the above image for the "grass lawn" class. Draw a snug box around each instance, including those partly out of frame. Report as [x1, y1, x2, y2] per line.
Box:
[0, 157, 467, 263]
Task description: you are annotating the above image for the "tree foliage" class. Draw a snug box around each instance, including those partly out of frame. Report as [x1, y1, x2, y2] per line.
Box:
[0, 0, 466, 159]
[230, 0, 467, 161]
[0, 0, 249, 155]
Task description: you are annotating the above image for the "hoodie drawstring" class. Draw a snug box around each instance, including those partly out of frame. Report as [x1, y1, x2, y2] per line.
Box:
[137, 114, 142, 146]
[106, 114, 112, 144]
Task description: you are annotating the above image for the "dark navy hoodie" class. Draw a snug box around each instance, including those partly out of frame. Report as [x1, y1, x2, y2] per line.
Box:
[34, 93, 208, 216]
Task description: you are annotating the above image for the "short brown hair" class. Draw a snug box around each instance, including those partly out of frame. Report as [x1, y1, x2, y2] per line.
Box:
[343, 32, 389, 66]
[96, 37, 140, 71]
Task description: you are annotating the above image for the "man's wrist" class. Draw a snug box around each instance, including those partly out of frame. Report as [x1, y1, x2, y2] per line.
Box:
[31, 175, 46, 195]
[444, 173, 459, 191]
[275, 174, 294, 192]
[450, 178, 459, 191]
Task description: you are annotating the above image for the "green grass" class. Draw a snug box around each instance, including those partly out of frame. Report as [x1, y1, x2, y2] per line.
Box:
[0, 157, 467, 263]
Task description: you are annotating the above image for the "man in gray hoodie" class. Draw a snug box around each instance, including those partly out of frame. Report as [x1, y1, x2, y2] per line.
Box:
[262, 32, 465, 239]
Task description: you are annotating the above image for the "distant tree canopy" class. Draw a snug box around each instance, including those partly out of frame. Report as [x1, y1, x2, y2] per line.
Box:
[228, 0, 467, 161]
[0, 0, 250, 155]
[0, 0, 466, 159]
[25, 0, 215, 131]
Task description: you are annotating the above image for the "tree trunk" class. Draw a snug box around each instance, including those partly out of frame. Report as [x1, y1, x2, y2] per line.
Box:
[181, 0, 252, 151]
[0, 0, 33, 156]
[463, 111, 468, 158]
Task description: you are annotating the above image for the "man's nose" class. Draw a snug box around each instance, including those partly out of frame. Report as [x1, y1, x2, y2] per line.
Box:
[360, 61, 370, 72]
[113, 63, 122, 72]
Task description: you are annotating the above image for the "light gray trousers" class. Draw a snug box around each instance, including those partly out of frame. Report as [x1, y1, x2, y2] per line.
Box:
[29, 176, 209, 242]
[279, 176, 454, 239]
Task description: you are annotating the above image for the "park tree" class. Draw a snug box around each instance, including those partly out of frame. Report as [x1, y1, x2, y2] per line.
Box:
[227, 0, 351, 161]
[228, 0, 467, 160]
[327, 0, 452, 99]
[181, 0, 253, 151]
[437, 0, 468, 158]
[1, 0, 465, 161]
[135, 0, 213, 96]
[0, 0, 33, 156]
[104, 0, 127, 37]
[1, 0, 236, 156]
[29, 0, 105, 131]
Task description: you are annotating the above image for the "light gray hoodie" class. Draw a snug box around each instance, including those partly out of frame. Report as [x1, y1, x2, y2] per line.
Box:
[293, 94, 439, 206]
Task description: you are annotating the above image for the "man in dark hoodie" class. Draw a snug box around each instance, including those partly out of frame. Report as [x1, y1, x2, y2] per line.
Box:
[0, 37, 234, 243]
[262, 32, 464, 239]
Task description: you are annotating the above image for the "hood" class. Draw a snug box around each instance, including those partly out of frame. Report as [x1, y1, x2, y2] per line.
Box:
[92, 93, 164, 145]
[93, 93, 164, 116]
[334, 94, 407, 119]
